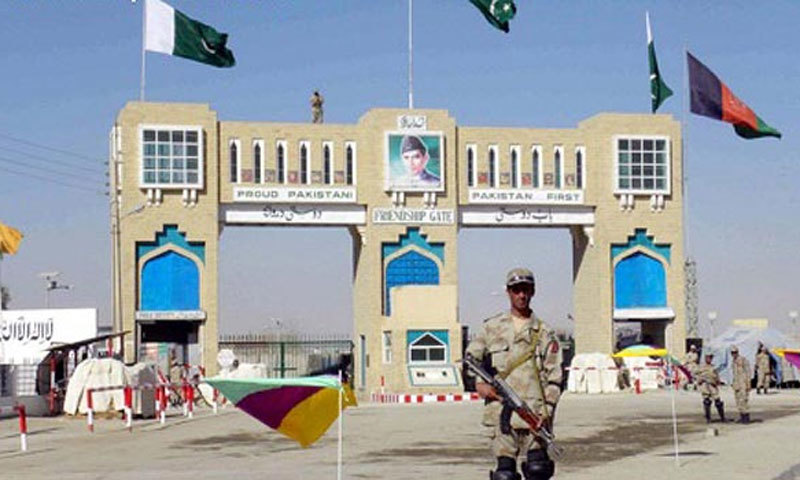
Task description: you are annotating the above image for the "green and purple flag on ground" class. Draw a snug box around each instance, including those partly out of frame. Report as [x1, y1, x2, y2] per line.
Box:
[469, 0, 517, 33]
[688, 52, 781, 139]
[646, 12, 672, 113]
[145, 0, 235, 68]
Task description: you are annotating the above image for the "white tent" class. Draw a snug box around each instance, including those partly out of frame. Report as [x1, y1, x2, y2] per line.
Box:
[704, 326, 799, 385]
[63, 358, 131, 415]
[567, 353, 621, 394]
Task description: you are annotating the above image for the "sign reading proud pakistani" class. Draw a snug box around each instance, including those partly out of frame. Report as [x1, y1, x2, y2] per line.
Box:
[233, 187, 357, 203]
[468, 189, 584, 205]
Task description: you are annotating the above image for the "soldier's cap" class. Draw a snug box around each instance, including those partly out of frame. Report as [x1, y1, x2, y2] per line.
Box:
[506, 268, 535, 287]
[705, 352, 713, 357]
[401, 134, 427, 155]
[690, 344, 697, 350]
[730, 345, 739, 353]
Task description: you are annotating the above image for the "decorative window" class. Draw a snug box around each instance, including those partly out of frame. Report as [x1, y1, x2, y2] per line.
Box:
[276, 140, 287, 184]
[488, 145, 498, 188]
[466, 144, 476, 187]
[345, 141, 356, 185]
[229, 139, 240, 183]
[531, 146, 541, 188]
[140, 126, 203, 188]
[253, 140, 263, 184]
[510, 145, 520, 188]
[615, 136, 670, 194]
[299, 141, 310, 185]
[382, 331, 392, 364]
[408, 332, 446, 364]
[576, 146, 585, 189]
[554, 146, 563, 189]
[323, 141, 333, 185]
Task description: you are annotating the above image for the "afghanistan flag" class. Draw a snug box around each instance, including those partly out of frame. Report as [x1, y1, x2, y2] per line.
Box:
[469, 0, 517, 33]
[646, 12, 672, 113]
[688, 52, 780, 139]
[0, 221, 23, 258]
[205, 375, 357, 447]
[145, 0, 235, 68]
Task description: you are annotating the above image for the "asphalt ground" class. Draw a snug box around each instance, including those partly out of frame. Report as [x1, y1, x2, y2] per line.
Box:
[0, 388, 798, 479]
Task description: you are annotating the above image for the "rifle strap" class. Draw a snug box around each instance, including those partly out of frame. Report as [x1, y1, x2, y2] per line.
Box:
[499, 317, 542, 380]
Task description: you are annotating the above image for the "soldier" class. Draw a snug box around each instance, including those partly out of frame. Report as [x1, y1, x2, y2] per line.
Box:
[755, 343, 771, 394]
[694, 353, 725, 423]
[310, 90, 324, 124]
[466, 268, 563, 480]
[730, 345, 752, 424]
[682, 344, 700, 390]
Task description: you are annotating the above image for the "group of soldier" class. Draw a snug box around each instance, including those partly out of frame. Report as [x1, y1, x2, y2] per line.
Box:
[683, 342, 773, 425]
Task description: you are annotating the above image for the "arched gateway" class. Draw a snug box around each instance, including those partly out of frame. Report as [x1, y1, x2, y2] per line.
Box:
[110, 103, 685, 395]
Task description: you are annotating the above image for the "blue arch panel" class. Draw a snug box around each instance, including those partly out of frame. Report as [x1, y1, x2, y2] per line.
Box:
[407, 330, 449, 346]
[385, 250, 439, 315]
[141, 251, 200, 311]
[614, 252, 666, 308]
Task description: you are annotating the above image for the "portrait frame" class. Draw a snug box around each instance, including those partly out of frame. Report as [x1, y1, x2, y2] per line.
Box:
[384, 131, 445, 192]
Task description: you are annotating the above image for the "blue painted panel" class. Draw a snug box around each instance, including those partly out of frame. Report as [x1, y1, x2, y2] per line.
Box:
[385, 250, 439, 315]
[137, 225, 205, 264]
[611, 228, 670, 263]
[407, 330, 449, 346]
[382, 227, 444, 263]
[614, 252, 667, 308]
[141, 251, 200, 310]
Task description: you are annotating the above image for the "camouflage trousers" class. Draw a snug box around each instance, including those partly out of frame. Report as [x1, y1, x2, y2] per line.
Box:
[757, 371, 770, 389]
[734, 388, 749, 415]
[489, 425, 543, 459]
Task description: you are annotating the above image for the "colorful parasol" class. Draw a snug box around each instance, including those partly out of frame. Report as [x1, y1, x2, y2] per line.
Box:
[612, 344, 668, 358]
[205, 375, 357, 447]
[773, 349, 800, 370]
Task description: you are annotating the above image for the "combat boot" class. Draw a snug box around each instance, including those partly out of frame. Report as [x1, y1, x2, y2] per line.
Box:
[703, 401, 712, 423]
[714, 400, 725, 423]
[737, 413, 750, 424]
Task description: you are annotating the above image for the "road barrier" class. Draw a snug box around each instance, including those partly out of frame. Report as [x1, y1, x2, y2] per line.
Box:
[85, 382, 218, 433]
[0, 404, 28, 452]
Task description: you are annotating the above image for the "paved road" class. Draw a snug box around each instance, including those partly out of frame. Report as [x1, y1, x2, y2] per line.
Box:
[0, 388, 797, 479]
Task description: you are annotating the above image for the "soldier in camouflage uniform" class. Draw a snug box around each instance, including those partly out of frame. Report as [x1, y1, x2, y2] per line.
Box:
[466, 268, 563, 480]
[695, 353, 725, 422]
[755, 343, 771, 395]
[682, 344, 699, 390]
[730, 345, 751, 424]
[310, 90, 324, 124]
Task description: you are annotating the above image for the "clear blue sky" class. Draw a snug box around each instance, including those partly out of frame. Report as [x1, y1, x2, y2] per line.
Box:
[1, 1, 798, 339]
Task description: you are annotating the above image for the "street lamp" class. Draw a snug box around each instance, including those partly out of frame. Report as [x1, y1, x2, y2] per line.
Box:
[707, 311, 718, 340]
[39, 272, 72, 308]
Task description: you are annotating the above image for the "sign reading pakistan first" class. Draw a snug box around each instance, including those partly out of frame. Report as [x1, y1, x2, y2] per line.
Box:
[385, 132, 444, 192]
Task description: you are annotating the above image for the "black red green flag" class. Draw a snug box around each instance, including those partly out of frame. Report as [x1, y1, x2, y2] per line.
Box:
[469, 0, 516, 33]
[687, 52, 780, 139]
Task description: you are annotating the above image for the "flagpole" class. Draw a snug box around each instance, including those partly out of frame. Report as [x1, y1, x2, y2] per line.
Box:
[681, 44, 690, 257]
[337, 370, 343, 480]
[140, 0, 147, 102]
[408, 0, 414, 109]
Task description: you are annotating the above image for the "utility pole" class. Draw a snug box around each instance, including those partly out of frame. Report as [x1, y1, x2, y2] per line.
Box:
[40, 272, 71, 308]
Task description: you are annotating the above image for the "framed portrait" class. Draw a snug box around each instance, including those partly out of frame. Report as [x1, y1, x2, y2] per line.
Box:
[384, 131, 445, 192]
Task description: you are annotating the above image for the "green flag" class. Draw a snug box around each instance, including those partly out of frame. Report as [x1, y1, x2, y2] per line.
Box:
[646, 12, 672, 112]
[469, 0, 517, 33]
[145, 0, 235, 68]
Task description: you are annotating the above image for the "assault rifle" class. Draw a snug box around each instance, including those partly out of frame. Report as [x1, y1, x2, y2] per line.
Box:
[463, 355, 564, 461]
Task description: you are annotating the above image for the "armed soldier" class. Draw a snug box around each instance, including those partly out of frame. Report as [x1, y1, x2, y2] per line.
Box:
[731, 345, 752, 424]
[682, 344, 699, 390]
[465, 268, 563, 480]
[695, 353, 725, 423]
[755, 343, 771, 394]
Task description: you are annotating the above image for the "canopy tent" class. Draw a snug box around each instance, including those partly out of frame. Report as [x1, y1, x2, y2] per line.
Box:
[704, 327, 799, 385]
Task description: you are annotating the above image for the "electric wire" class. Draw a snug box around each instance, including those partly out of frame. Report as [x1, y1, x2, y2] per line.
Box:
[0, 155, 102, 185]
[0, 144, 105, 175]
[0, 132, 104, 164]
[0, 165, 105, 195]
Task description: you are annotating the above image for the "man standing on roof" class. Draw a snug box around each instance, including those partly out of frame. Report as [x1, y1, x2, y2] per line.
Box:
[755, 343, 771, 395]
[695, 352, 725, 423]
[731, 345, 752, 424]
[465, 267, 563, 480]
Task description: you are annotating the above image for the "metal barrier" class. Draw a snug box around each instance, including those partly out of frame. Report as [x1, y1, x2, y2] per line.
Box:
[0, 404, 28, 452]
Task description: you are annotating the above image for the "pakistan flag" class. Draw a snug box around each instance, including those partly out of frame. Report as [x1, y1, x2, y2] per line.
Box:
[646, 12, 672, 112]
[145, 0, 235, 68]
[469, 0, 517, 33]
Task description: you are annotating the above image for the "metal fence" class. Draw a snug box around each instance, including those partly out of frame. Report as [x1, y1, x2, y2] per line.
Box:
[218, 333, 354, 379]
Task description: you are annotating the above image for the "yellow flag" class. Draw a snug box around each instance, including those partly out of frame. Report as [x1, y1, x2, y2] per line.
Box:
[0, 221, 23, 255]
